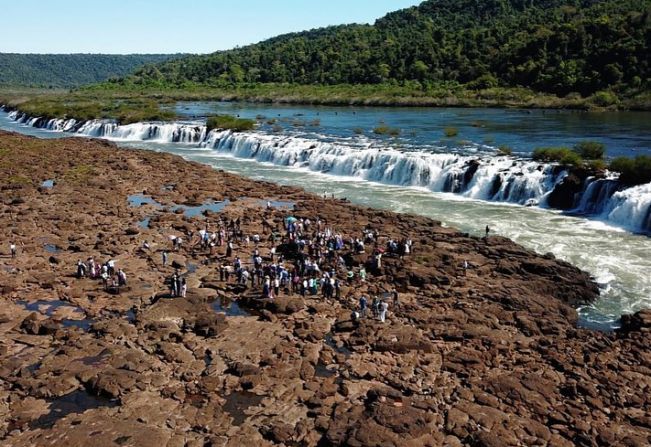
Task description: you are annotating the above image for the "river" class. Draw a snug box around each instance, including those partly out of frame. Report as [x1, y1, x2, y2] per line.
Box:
[2, 103, 650, 330]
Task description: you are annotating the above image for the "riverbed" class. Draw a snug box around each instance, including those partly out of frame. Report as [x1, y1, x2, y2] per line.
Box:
[2, 104, 650, 329]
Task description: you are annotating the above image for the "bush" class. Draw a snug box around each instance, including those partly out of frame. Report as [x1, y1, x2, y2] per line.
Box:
[373, 125, 389, 135]
[374, 125, 400, 136]
[587, 159, 607, 171]
[560, 151, 583, 167]
[206, 114, 255, 132]
[610, 155, 651, 186]
[574, 141, 605, 160]
[590, 90, 619, 107]
[443, 127, 458, 138]
[532, 147, 574, 162]
[466, 74, 498, 90]
[497, 145, 512, 156]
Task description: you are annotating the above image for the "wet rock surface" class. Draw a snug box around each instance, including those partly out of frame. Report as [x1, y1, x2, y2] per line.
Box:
[0, 131, 648, 446]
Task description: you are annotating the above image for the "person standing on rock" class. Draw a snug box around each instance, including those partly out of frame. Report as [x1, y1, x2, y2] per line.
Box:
[301, 278, 308, 297]
[372, 296, 379, 318]
[10, 242, 16, 258]
[101, 270, 109, 291]
[292, 272, 300, 294]
[162, 251, 168, 266]
[181, 277, 187, 298]
[169, 273, 176, 296]
[273, 277, 280, 296]
[240, 268, 250, 287]
[463, 260, 469, 276]
[175, 273, 183, 297]
[118, 269, 127, 287]
[88, 258, 96, 279]
[375, 252, 382, 270]
[359, 296, 368, 318]
[485, 225, 490, 240]
[76, 260, 86, 278]
[226, 241, 233, 258]
[392, 289, 400, 310]
[379, 300, 389, 323]
[262, 276, 271, 298]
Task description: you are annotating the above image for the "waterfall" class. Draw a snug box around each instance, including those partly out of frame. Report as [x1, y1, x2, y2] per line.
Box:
[203, 130, 570, 205]
[75, 121, 206, 143]
[573, 177, 621, 215]
[5, 109, 651, 234]
[599, 183, 651, 233]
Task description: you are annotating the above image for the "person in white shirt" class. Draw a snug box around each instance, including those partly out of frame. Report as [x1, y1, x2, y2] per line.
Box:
[379, 301, 389, 323]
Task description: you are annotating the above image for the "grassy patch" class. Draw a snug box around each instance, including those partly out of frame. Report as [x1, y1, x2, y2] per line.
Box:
[64, 164, 96, 184]
[497, 145, 512, 156]
[373, 124, 400, 136]
[7, 175, 32, 185]
[1, 91, 176, 124]
[610, 155, 651, 186]
[206, 115, 256, 132]
[574, 141, 605, 160]
[532, 147, 574, 163]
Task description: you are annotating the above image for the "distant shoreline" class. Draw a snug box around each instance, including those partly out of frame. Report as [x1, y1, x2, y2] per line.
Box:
[1, 83, 650, 126]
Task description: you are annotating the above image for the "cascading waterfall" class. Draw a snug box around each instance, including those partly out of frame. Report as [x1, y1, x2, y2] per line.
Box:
[76, 120, 206, 143]
[204, 130, 566, 204]
[570, 177, 651, 232]
[4, 106, 651, 234]
[598, 183, 651, 233]
[573, 177, 621, 215]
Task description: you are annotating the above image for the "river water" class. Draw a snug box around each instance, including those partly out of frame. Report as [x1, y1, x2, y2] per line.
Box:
[2, 103, 650, 330]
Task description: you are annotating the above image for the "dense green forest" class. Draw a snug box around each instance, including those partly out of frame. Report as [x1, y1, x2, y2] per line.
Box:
[0, 54, 182, 88]
[120, 0, 650, 99]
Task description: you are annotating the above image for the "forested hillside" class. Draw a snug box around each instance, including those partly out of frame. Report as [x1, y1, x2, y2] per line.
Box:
[0, 53, 182, 88]
[124, 0, 650, 98]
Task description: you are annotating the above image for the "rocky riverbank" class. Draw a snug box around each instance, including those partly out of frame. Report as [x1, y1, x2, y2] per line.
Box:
[0, 130, 649, 447]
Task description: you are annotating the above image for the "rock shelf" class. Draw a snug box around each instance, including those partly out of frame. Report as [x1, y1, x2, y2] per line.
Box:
[0, 131, 648, 446]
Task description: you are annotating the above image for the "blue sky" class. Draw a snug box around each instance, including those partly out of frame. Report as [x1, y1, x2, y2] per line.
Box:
[3, 0, 421, 54]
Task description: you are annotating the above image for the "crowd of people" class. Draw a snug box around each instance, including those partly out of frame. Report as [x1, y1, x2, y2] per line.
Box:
[9, 212, 481, 320]
[150, 209, 413, 324]
[75, 257, 127, 292]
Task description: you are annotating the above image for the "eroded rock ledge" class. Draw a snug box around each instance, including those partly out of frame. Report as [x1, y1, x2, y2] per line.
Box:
[0, 131, 648, 447]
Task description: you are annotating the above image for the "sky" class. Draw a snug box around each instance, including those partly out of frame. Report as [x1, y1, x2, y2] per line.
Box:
[3, 0, 421, 54]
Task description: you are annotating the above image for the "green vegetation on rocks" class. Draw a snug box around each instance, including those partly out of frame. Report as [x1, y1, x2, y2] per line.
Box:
[206, 115, 256, 132]
[574, 141, 606, 160]
[497, 145, 513, 156]
[373, 124, 401, 136]
[0, 92, 176, 124]
[533, 141, 607, 167]
[610, 155, 651, 186]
